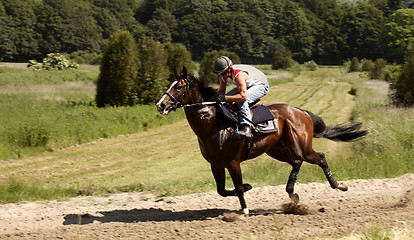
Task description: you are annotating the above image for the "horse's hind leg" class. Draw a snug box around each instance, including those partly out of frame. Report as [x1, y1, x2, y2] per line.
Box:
[306, 152, 348, 191]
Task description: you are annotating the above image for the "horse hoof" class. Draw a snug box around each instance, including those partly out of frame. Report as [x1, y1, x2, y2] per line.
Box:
[243, 183, 252, 192]
[242, 208, 250, 216]
[337, 182, 348, 191]
[288, 193, 300, 204]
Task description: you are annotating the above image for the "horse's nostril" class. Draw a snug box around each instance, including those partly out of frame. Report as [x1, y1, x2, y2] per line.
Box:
[157, 102, 166, 111]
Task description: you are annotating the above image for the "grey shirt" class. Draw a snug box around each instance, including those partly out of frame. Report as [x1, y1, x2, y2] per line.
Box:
[220, 64, 268, 88]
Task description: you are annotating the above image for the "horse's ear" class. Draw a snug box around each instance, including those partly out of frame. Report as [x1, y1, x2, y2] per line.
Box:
[173, 66, 180, 78]
[182, 66, 188, 78]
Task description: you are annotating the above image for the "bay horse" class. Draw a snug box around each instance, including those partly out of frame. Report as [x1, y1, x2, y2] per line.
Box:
[156, 67, 368, 215]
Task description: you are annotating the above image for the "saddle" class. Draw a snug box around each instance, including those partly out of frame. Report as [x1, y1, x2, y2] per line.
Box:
[218, 100, 278, 135]
[212, 101, 278, 153]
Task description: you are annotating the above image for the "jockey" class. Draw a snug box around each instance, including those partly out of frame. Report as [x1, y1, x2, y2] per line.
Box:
[214, 56, 269, 138]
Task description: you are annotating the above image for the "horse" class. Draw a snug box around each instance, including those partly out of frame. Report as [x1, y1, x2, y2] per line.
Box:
[156, 67, 368, 215]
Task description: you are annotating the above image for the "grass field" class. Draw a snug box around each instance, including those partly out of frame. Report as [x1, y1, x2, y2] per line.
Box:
[0, 65, 413, 204]
[0, 67, 185, 160]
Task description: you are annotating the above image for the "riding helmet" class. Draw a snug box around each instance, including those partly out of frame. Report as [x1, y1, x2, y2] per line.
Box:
[214, 56, 233, 74]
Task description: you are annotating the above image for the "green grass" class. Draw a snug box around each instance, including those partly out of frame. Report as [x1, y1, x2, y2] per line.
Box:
[0, 65, 413, 204]
[0, 178, 78, 204]
[0, 66, 185, 160]
[0, 66, 97, 85]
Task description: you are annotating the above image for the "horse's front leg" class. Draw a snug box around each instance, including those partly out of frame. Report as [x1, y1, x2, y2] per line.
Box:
[211, 164, 234, 197]
[227, 160, 250, 215]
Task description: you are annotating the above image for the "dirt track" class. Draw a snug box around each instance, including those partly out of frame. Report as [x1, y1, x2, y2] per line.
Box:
[1, 174, 413, 239]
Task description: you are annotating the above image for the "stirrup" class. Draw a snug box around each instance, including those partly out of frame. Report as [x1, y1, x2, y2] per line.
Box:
[238, 124, 253, 138]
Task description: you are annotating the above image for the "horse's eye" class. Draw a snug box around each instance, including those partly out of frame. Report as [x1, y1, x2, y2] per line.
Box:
[176, 85, 183, 91]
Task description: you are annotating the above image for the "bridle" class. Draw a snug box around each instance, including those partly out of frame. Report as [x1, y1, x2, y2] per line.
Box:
[164, 75, 216, 108]
[164, 76, 194, 109]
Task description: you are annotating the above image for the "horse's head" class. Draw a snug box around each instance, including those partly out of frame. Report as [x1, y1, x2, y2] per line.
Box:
[156, 66, 195, 115]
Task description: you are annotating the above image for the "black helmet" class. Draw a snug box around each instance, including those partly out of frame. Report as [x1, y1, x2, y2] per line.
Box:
[214, 56, 233, 74]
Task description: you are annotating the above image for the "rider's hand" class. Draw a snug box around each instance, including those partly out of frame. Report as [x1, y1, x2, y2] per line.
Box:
[218, 95, 226, 102]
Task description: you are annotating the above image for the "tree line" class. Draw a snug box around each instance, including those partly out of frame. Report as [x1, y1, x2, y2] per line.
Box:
[1, 0, 414, 64]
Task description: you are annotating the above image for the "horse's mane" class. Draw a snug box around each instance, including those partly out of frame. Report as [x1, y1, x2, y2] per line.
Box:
[188, 74, 219, 102]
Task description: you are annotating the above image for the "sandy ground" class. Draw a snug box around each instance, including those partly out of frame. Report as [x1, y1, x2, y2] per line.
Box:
[0, 174, 413, 240]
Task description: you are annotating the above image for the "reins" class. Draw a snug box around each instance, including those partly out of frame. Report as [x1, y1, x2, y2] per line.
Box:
[182, 101, 217, 108]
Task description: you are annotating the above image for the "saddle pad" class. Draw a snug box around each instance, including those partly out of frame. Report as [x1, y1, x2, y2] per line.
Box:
[251, 105, 274, 123]
[219, 103, 239, 123]
[219, 104, 274, 124]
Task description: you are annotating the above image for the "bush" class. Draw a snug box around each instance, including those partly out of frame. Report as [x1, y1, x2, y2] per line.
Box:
[271, 51, 295, 70]
[390, 48, 414, 106]
[134, 36, 169, 104]
[164, 42, 195, 80]
[304, 60, 318, 71]
[384, 64, 401, 83]
[9, 122, 50, 148]
[198, 50, 240, 85]
[28, 53, 78, 71]
[97, 34, 191, 106]
[360, 58, 388, 80]
[66, 51, 101, 65]
[96, 31, 138, 107]
[361, 59, 375, 72]
[369, 58, 387, 79]
[349, 57, 361, 72]
[27, 60, 42, 71]
[42, 53, 78, 70]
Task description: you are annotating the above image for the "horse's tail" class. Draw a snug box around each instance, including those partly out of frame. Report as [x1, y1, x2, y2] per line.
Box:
[305, 110, 368, 142]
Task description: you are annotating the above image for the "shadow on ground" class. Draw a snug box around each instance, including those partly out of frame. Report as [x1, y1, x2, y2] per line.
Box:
[63, 207, 283, 225]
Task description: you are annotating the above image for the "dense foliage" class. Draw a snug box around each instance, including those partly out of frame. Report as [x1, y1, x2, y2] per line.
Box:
[96, 32, 194, 106]
[390, 48, 414, 106]
[134, 36, 169, 104]
[96, 31, 138, 107]
[1, 0, 414, 64]
[380, 8, 414, 63]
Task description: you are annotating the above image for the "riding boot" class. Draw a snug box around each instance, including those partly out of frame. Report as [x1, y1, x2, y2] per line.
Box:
[239, 124, 253, 138]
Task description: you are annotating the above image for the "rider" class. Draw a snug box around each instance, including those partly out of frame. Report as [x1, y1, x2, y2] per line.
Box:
[214, 56, 269, 137]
